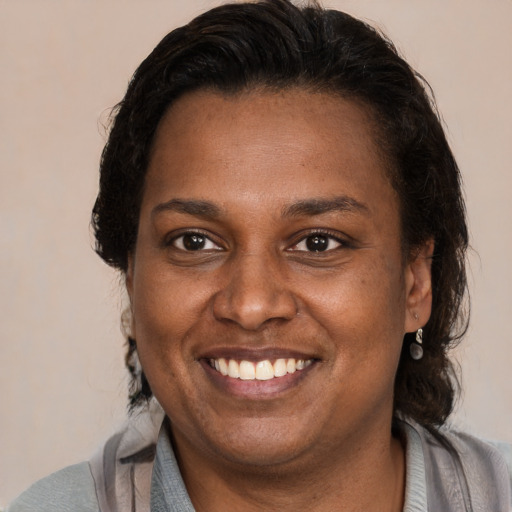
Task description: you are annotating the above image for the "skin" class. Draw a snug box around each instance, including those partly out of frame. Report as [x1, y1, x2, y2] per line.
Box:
[127, 89, 433, 511]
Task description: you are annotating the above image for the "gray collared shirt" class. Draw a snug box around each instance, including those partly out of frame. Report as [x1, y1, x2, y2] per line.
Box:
[8, 408, 512, 511]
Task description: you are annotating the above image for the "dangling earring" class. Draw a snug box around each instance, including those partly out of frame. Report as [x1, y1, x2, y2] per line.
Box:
[410, 328, 423, 360]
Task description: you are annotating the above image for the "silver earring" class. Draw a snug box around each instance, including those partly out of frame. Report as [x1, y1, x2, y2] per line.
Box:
[410, 328, 423, 360]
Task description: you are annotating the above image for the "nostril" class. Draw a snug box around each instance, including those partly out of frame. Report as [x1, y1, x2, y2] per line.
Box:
[211, 281, 298, 331]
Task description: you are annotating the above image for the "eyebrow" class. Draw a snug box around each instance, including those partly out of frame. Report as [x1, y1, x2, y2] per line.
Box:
[152, 195, 369, 220]
[282, 196, 370, 217]
[152, 199, 221, 219]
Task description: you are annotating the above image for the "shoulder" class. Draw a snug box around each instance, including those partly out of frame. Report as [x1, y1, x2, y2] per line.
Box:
[433, 425, 512, 484]
[7, 402, 164, 512]
[403, 418, 512, 510]
[7, 462, 98, 512]
[89, 400, 164, 511]
[484, 438, 512, 476]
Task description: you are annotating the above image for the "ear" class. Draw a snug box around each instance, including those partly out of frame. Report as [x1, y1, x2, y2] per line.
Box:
[126, 253, 134, 302]
[125, 253, 136, 335]
[404, 239, 434, 333]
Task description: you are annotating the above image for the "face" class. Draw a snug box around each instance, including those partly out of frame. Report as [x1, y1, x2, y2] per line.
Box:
[128, 90, 432, 471]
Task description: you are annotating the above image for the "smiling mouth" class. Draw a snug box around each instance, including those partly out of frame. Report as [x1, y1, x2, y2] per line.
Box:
[207, 357, 313, 381]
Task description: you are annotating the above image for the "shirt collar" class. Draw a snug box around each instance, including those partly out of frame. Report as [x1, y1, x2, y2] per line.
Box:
[150, 418, 429, 511]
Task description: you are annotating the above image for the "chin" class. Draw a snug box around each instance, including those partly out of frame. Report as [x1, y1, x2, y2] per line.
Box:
[174, 413, 320, 470]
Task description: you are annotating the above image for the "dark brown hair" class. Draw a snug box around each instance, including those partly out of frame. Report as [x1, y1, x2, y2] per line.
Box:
[92, 0, 468, 428]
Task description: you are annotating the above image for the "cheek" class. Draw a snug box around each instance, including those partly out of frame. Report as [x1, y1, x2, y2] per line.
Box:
[132, 262, 210, 340]
[131, 275, 194, 407]
[130, 261, 222, 401]
[301, 255, 406, 359]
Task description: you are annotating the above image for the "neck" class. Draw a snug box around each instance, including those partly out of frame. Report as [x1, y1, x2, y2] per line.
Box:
[171, 420, 405, 512]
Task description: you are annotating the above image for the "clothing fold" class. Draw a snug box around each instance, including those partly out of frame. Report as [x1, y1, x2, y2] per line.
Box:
[8, 402, 512, 512]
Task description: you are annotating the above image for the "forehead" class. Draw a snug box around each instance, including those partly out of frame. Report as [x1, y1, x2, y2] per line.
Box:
[144, 89, 395, 218]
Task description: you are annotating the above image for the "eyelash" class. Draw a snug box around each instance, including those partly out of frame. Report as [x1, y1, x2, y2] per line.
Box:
[167, 229, 349, 253]
[287, 230, 348, 253]
[167, 230, 223, 252]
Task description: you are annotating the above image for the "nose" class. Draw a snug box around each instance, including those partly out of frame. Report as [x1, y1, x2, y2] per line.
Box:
[212, 252, 298, 331]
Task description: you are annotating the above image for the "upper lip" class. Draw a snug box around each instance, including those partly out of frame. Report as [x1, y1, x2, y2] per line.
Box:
[196, 347, 319, 362]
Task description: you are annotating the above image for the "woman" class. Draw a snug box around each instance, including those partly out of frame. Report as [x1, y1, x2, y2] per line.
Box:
[9, 0, 511, 510]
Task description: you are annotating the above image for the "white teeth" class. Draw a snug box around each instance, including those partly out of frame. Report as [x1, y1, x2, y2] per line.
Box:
[273, 358, 287, 377]
[210, 357, 312, 380]
[255, 360, 274, 380]
[228, 359, 240, 378]
[239, 360, 256, 380]
[218, 358, 228, 376]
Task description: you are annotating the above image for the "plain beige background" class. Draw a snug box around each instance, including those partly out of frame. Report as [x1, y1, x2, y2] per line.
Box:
[1, 0, 511, 505]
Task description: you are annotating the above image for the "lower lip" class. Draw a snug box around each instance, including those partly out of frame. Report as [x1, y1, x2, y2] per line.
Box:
[199, 359, 317, 399]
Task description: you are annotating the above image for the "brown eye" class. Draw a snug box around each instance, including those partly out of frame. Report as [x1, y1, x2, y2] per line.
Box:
[306, 235, 329, 252]
[290, 233, 343, 253]
[172, 232, 221, 251]
[183, 233, 206, 250]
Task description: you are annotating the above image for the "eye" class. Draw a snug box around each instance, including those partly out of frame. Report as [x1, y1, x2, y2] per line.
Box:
[172, 232, 222, 251]
[289, 232, 343, 253]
